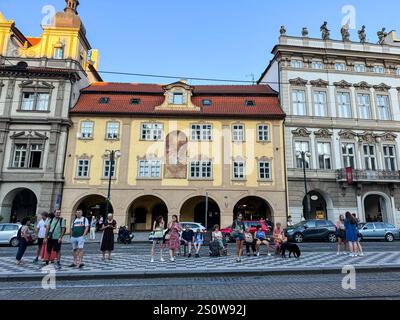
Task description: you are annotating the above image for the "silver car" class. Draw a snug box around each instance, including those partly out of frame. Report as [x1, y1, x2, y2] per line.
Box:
[358, 222, 400, 242]
[0, 223, 21, 247]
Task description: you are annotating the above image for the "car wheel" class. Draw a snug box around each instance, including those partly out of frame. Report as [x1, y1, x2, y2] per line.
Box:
[294, 233, 303, 243]
[385, 233, 394, 242]
[10, 238, 19, 247]
[328, 233, 337, 243]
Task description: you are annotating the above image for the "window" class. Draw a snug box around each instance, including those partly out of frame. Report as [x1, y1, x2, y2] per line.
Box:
[172, 93, 184, 105]
[363, 145, 376, 170]
[80, 121, 94, 139]
[190, 161, 212, 179]
[138, 160, 161, 178]
[314, 91, 327, 117]
[354, 64, 366, 72]
[233, 161, 245, 179]
[258, 161, 271, 180]
[12, 143, 43, 169]
[21, 92, 50, 111]
[202, 99, 212, 106]
[245, 100, 255, 107]
[373, 65, 385, 74]
[141, 123, 163, 141]
[232, 124, 244, 142]
[257, 124, 270, 142]
[335, 63, 346, 71]
[77, 159, 90, 177]
[383, 145, 397, 171]
[376, 95, 391, 120]
[311, 61, 323, 69]
[342, 143, 355, 169]
[106, 122, 119, 140]
[337, 92, 352, 118]
[396, 68, 400, 76]
[357, 94, 371, 119]
[53, 47, 64, 59]
[317, 142, 331, 170]
[316, 220, 328, 227]
[295, 141, 310, 169]
[131, 98, 141, 105]
[103, 159, 116, 178]
[191, 124, 212, 141]
[292, 90, 306, 116]
[291, 60, 303, 68]
[99, 97, 110, 104]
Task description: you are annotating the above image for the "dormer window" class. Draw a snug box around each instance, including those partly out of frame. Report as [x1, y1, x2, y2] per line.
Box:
[53, 47, 64, 60]
[291, 60, 303, 68]
[245, 100, 255, 107]
[354, 64, 366, 72]
[202, 99, 212, 106]
[172, 93, 184, 105]
[131, 98, 141, 105]
[99, 97, 110, 104]
[373, 65, 385, 74]
[335, 63, 346, 71]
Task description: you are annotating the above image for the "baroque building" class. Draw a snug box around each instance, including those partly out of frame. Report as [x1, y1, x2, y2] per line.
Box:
[61, 81, 287, 231]
[259, 25, 400, 226]
[0, 0, 101, 222]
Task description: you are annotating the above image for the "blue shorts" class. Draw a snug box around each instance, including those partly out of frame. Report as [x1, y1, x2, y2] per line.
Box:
[235, 234, 245, 241]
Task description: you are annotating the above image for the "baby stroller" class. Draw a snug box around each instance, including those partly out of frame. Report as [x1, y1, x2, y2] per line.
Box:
[209, 239, 228, 257]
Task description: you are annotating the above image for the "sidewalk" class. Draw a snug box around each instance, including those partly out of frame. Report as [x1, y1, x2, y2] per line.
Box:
[1, 251, 400, 280]
[62, 231, 150, 243]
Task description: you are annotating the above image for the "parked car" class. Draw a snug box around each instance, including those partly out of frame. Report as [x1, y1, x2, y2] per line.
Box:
[285, 220, 337, 243]
[358, 222, 400, 242]
[148, 222, 206, 241]
[0, 223, 36, 247]
[220, 221, 272, 243]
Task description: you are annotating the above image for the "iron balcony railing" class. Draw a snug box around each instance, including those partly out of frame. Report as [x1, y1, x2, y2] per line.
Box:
[337, 168, 400, 182]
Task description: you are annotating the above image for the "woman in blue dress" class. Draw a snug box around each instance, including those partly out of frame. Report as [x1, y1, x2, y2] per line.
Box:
[344, 211, 359, 257]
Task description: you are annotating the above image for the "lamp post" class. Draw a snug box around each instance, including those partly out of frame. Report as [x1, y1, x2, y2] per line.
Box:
[296, 151, 311, 220]
[205, 192, 209, 230]
[104, 149, 120, 222]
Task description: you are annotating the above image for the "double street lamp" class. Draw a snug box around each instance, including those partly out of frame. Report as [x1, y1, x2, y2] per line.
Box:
[296, 151, 311, 220]
[104, 149, 121, 221]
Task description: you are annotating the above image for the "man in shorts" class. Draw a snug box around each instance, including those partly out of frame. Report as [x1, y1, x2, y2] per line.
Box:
[45, 209, 66, 269]
[69, 209, 89, 268]
[33, 212, 48, 263]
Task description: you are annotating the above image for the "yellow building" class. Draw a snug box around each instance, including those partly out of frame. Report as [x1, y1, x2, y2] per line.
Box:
[61, 81, 287, 230]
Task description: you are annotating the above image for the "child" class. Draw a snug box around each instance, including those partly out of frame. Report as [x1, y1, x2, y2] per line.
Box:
[244, 228, 257, 257]
[255, 225, 271, 256]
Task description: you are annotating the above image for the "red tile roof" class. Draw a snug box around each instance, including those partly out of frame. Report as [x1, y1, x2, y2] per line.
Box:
[72, 83, 284, 119]
[26, 37, 41, 47]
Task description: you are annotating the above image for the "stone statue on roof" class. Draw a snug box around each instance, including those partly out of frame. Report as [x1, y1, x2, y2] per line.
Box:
[358, 25, 366, 43]
[280, 25, 286, 36]
[377, 27, 388, 44]
[320, 22, 330, 40]
[341, 24, 350, 41]
[302, 27, 309, 37]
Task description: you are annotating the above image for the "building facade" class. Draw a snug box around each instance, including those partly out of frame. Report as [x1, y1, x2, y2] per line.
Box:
[260, 26, 400, 226]
[61, 81, 287, 230]
[0, 0, 100, 222]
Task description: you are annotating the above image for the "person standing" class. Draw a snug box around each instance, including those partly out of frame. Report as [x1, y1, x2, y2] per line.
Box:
[151, 216, 165, 262]
[273, 223, 286, 255]
[167, 215, 181, 262]
[344, 212, 358, 257]
[193, 229, 204, 258]
[100, 214, 117, 260]
[16, 217, 32, 265]
[69, 209, 89, 268]
[287, 215, 294, 227]
[232, 213, 246, 262]
[45, 209, 66, 269]
[89, 215, 97, 240]
[352, 213, 364, 256]
[336, 215, 346, 255]
[255, 225, 271, 256]
[33, 212, 48, 264]
[181, 224, 194, 258]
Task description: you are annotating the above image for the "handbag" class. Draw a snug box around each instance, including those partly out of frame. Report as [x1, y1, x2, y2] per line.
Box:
[165, 233, 171, 240]
[245, 233, 253, 243]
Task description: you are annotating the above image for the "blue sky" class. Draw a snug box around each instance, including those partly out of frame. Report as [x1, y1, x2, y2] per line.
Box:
[2, 0, 399, 84]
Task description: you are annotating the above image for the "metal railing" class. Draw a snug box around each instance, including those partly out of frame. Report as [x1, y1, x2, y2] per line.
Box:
[337, 168, 400, 182]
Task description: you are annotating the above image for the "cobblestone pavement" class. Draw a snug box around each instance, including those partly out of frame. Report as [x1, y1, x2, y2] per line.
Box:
[1, 272, 400, 300]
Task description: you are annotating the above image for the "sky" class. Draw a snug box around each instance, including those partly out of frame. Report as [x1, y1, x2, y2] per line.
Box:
[2, 0, 399, 84]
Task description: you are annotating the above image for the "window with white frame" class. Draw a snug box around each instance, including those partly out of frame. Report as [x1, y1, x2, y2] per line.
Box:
[373, 65, 385, 74]
[295, 141, 310, 169]
[317, 142, 332, 170]
[337, 92, 352, 118]
[354, 64, 366, 72]
[363, 145, 376, 170]
[53, 47, 64, 60]
[12, 143, 43, 169]
[257, 124, 270, 142]
[21, 92, 50, 111]
[291, 60, 303, 68]
[233, 161, 245, 179]
[292, 90, 306, 116]
[77, 159, 90, 178]
[232, 124, 244, 142]
[258, 161, 271, 180]
[335, 63, 346, 71]
[342, 143, 356, 169]
[80, 121, 94, 139]
[138, 160, 161, 178]
[106, 122, 120, 140]
[376, 95, 391, 120]
[383, 145, 397, 171]
[191, 124, 212, 141]
[103, 159, 116, 178]
[357, 94, 371, 119]
[314, 91, 327, 117]
[311, 61, 323, 70]
[141, 123, 163, 141]
[190, 160, 212, 179]
[172, 93, 184, 105]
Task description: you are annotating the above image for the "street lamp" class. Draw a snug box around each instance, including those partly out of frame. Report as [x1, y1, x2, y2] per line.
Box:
[296, 151, 311, 220]
[104, 149, 121, 221]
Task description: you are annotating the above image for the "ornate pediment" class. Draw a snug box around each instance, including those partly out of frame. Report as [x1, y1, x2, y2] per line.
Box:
[292, 128, 311, 137]
[289, 77, 308, 86]
[314, 128, 333, 139]
[338, 129, 357, 140]
[19, 80, 55, 89]
[373, 83, 391, 92]
[333, 80, 352, 89]
[310, 79, 329, 88]
[137, 153, 160, 161]
[359, 131, 377, 143]
[155, 81, 200, 112]
[162, 81, 193, 91]
[353, 81, 372, 90]
[10, 131, 48, 140]
[379, 132, 397, 142]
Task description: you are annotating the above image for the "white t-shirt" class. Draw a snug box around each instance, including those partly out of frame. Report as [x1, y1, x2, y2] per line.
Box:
[37, 219, 47, 239]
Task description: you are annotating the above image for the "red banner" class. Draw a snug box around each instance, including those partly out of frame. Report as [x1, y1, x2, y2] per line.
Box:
[346, 167, 353, 185]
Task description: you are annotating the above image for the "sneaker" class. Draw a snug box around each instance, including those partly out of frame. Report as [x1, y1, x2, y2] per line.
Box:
[247, 253, 251, 257]
[170, 257, 175, 262]
[78, 264, 85, 269]
[69, 263, 77, 268]
[253, 253, 257, 257]
[359, 252, 364, 256]
[160, 257, 165, 262]
[349, 253, 354, 257]
[33, 258, 39, 264]
[236, 257, 240, 263]
[151, 257, 154, 263]
[195, 254, 199, 258]
[188, 254, 191, 258]
[257, 252, 260, 257]
[267, 253, 271, 256]
[55, 262, 61, 269]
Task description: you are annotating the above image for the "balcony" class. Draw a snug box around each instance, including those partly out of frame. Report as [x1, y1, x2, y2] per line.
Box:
[336, 168, 400, 183]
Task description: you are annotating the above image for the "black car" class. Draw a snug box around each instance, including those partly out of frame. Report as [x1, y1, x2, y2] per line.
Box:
[285, 220, 337, 243]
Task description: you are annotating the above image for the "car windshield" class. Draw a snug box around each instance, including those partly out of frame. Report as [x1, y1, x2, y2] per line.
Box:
[292, 221, 306, 228]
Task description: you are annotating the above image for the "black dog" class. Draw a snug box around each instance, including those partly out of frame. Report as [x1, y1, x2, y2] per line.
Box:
[280, 242, 301, 258]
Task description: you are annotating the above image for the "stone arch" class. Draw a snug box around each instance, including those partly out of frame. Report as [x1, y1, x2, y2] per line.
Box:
[0, 188, 38, 222]
[362, 191, 392, 224]
[180, 195, 221, 229]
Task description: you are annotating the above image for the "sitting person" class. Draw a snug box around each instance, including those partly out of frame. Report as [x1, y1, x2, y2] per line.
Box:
[181, 225, 194, 257]
[193, 229, 205, 258]
[273, 223, 287, 255]
[244, 228, 257, 257]
[255, 225, 271, 256]
[212, 225, 224, 251]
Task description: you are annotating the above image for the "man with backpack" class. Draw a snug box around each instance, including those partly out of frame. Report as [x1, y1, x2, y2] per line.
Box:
[69, 209, 89, 268]
[44, 209, 66, 269]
